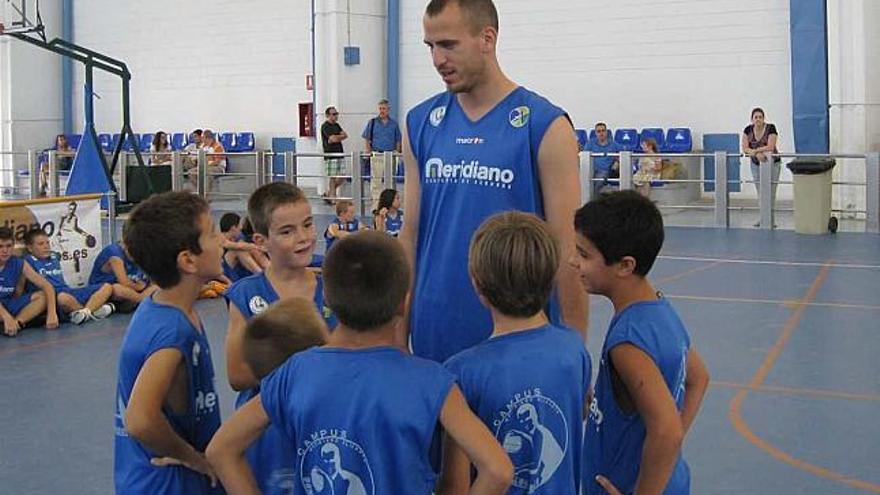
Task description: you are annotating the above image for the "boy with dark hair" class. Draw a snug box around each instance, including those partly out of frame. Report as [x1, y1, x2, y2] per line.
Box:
[24, 228, 114, 325]
[441, 212, 591, 494]
[223, 182, 337, 494]
[114, 191, 224, 494]
[323, 199, 367, 253]
[208, 231, 514, 494]
[0, 226, 59, 335]
[219, 212, 266, 283]
[89, 233, 156, 308]
[570, 191, 709, 495]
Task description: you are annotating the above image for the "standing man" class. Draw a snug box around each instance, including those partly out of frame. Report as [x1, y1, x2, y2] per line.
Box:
[362, 99, 402, 205]
[400, 0, 587, 363]
[321, 106, 348, 202]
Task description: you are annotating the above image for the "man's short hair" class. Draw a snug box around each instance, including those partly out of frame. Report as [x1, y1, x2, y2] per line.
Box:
[595, 122, 607, 130]
[247, 183, 308, 236]
[574, 190, 664, 277]
[378, 99, 389, 106]
[325, 106, 337, 116]
[23, 227, 47, 246]
[469, 212, 559, 317]
[425, 0, 499, 34]
[323, 231, 410, 331]
[0, 227, 13, 242]
[219, 212, 241, 233]
[335, 200, 353, 217]
[191, 129, 203, 137]
[125, 192, 210, 288]
[243, 298, 328, 379]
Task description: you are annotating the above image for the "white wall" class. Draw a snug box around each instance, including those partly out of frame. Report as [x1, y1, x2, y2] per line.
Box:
[400, 0, 794, 198]
[0, 0, 63, 188]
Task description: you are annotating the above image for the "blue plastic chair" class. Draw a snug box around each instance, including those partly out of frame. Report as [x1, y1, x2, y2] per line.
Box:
[219, 132, 236, 151]
[171, 133, 187, 150]
[68, 134, 83, 149]
[614, 128, 640, 152]
[98, 134, 113, 152]
[639, 128, 666, 151]
[575, 129, 589, 151]
[140, 134, 154, 152]
[663, 128, 693, 153]
[235, 132, 255, 151]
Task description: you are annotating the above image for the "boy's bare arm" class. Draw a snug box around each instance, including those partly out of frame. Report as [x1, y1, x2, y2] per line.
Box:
[125, 348, 215, 480]
[206, 395, 270, 495]
[22, 263, 58, 328]
[109, 257, 137, 289]
[436, 431, 473, 495]
[225, 305, 259, 391]
[439, 386, 513, 495]
[681, 348, 709, 435]
[610, 344, 683, 495]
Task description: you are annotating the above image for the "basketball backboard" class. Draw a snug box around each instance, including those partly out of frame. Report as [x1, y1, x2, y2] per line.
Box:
[0, 0, 44, 38]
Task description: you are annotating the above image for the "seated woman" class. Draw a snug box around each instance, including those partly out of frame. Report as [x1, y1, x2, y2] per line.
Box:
[633, 138, 662, 197]
[373, 188, 403, 237]
[39, 134, 75, 196]
[149, 131, 172, 166]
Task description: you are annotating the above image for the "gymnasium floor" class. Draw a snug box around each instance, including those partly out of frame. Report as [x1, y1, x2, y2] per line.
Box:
[0, 219, 878, 494]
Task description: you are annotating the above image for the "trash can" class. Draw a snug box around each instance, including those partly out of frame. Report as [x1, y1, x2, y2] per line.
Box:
[786, 158, 837, 234]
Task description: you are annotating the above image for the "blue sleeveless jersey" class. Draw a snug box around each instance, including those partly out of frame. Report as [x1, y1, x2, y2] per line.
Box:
[89, 242, 149, 286]
[323, 217, 361, 253]
[406, 87, 567, 362]
[260, 346, 455, 495]
[445, 325, 591, 494]
[583, 299, 691, 495]
[383, 211, 403, 237]
[0, 256, 24, 299]
[225, 271, 336, 495]
[114, 296, 223, 495]
[25, 253, 67, 290]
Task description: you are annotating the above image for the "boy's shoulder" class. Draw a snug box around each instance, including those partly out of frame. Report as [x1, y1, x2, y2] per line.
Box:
[446, 324, 583, 370]
[605, 299, 690, 350]
[124, 297, 193, 349]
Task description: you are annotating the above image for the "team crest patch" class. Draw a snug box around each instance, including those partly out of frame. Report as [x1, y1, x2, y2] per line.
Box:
[429, 106, 447, 127]
[494, 388, 568, 493]
[299, 429, 375, 495]
[249, 295, 269, 315]
[509, 106, 530, 128]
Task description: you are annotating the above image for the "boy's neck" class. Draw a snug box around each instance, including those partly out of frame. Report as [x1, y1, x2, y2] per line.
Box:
[490, 309, 549, 337]
[152, 276, 203, 320]
[608, 276, 659, 314]
[266, 262, 309, 283]
[325, 320, 405, 351]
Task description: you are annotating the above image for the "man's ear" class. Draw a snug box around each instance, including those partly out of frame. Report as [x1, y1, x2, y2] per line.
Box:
[480, 25, 498, 53]
[177, 249, 198, 277]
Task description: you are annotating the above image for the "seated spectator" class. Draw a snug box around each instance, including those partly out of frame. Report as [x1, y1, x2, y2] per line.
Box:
[88, 237, 157, 309]
[202, 129, 227, 180]
[24, 228, 114, 325]
[39, 134, 75, 196]
[220, 212, 268, 282]
[0, 227, 59, 336]
[373, 188, 403, 237]
[324, 200, 367, 252]
[149, 131, 172, 166]
[633, 138, 662, 197]
[182, 129, 203, 189]
[585, 122, 620, 195]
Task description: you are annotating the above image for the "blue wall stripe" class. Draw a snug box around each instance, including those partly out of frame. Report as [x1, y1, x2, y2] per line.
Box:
[62, 0, 74, 135]
[789, 0, 829, 153]
[387, 0, 400, 122]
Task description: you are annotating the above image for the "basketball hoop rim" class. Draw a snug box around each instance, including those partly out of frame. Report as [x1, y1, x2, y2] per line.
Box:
[0, 25, 42, 36]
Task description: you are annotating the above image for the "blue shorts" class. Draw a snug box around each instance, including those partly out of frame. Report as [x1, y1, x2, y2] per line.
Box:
[0, 294, 37, 315]
[60, 284, 105, 305]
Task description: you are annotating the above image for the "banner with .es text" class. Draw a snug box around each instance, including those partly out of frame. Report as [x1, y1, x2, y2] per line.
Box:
[0, 194, 104, 288]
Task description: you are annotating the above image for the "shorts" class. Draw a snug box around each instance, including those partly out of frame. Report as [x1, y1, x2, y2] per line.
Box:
[61, 283, 106, 306]
[325, 158, 346, 177]
[0, 294, 37, 315]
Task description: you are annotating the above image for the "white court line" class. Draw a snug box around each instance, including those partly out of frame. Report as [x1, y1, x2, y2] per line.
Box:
[658, 255, 880, 270]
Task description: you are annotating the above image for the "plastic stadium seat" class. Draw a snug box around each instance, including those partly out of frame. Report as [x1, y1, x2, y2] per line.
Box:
[614, 128, 640, 151]
[575, 129, 589, 150]
[219, 132, 235, 151]
[639, 128, 666, 150]
[664, 128, 693, 153]
[235, 132, 255, 151]
[171, 132, 187, 151]
[112, 133, 140, 151]
[68, 134, 82, 149]
[140, 134, 154, 152]
[98, 134, 113, 152]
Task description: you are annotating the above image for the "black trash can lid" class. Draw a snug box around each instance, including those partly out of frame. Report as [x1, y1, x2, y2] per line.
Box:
[786, 157, 836, 175]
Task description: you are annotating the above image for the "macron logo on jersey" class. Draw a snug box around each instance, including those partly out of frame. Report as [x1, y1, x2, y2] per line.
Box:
[424, 157, 515, 189]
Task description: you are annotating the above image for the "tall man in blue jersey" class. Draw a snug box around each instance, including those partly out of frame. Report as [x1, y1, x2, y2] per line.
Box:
[401, 0, 588, 363]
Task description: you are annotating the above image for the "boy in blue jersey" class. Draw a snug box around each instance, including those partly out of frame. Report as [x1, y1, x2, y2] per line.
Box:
[208, 231, 514, 495]
[442, 212, 591, 495]
[89, 237, 157, 308]
[401, 0, 587, 363]
[114, 191, 225, 494]
[23, 228, 114, 325]
[0, 227, 59, 336]
[323, 199, 367, 253]
[220, 212, 266, 282]
[570, 191, 709, 495]
[224, 182, 337, 494]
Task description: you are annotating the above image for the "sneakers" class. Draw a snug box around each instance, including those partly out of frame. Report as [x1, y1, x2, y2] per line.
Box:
[91, 303, 116, 320]
[69, 308, 91, 325]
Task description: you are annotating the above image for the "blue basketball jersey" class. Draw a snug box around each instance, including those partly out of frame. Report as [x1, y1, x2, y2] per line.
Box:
[114, 296, 223, 495]
[260, 346, 456, 495]
[0, 256, 24, 299]
[445, 325, 591, 494]
[406, 87, 567, 362]
[583, 298, 691, 495]
[25, 253, 67, 290]
[221, 257, 253, 283]
[323, 217, 361, 253]
[89, 242, 149, 286]
[224, 271, 336, 495]
[383, 210, 403, 237]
